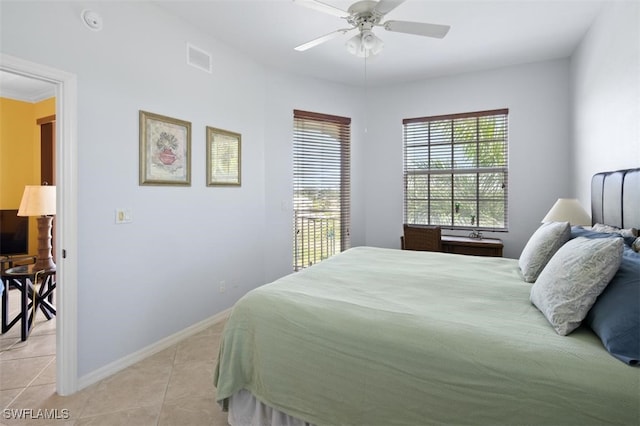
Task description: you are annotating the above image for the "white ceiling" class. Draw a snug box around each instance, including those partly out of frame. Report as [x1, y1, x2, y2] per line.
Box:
[0, 0, 605, 100]
[155, 0, 605, 86]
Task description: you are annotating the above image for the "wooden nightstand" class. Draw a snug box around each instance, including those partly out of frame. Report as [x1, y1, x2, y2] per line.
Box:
[441, 235, 503, 257]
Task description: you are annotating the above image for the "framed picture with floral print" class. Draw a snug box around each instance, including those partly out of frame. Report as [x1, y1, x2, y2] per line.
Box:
[206, 126, 241, 186]
[139, 110, 191, 186]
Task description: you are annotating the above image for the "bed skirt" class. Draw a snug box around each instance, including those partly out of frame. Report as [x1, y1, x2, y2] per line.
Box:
[228, 390, 313, 426]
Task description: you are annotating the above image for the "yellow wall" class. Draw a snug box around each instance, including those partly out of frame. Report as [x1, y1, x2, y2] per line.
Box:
[0, 97, 56, 255]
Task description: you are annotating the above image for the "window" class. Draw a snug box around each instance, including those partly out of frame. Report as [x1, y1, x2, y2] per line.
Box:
[403, 109, 508, 231]
[293, 109, 351, 271]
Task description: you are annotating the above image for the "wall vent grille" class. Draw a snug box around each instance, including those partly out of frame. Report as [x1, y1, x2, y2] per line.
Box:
[187, 43, 212, 74]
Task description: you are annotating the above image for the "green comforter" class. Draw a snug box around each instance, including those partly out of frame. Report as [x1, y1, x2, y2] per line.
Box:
[214, 247, 639, 425]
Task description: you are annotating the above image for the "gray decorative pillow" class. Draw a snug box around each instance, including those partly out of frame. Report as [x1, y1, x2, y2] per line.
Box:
[519, 222, 571, 282]
[530, 237, 624, 336]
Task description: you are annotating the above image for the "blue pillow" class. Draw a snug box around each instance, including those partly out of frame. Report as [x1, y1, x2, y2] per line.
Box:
[571, 226, 636, 247]
[571, 226, 620, 240]
[623, 235, 637, 248]
[585, 246, 640, 365]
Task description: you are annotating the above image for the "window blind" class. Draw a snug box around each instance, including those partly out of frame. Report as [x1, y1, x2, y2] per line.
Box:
[293, 109, 351, 270]
[403, 109, 509, 231]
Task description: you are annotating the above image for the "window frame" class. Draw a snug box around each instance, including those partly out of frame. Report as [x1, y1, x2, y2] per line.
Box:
[293, 109, 351, 271]
[403, 108, 509, 232]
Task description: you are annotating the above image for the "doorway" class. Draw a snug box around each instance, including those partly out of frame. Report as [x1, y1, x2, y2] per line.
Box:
[0, 53, 78, 395]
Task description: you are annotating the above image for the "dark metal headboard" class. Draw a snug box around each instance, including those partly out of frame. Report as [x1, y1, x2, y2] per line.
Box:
[591, 168, 640, 229]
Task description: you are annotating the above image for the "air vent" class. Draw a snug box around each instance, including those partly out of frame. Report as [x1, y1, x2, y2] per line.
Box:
[187, 43, 212, 74]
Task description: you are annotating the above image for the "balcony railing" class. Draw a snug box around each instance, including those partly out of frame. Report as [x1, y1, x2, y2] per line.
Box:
[294, 210, 340, 271]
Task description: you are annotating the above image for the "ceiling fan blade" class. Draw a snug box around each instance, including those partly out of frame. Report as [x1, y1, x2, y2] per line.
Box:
[293, 0, 349, 18]
[295, 28, 354, 51]
[383, 20, 450, 39]
[373, 0, 406, 16]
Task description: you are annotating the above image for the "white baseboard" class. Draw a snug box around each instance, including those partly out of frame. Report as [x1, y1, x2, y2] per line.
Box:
[77, 307, 232, 391]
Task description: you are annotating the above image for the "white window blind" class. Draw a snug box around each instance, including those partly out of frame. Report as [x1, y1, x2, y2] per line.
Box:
[293, 109, 351, 271]
[403, 109, 509, 231]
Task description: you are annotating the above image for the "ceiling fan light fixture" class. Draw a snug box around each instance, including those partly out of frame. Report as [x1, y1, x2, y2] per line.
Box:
[360, 30, 377, 49]
[345, 31, 384, 58]
[362, 30, 384, 55]
[345, 33, 363, 56]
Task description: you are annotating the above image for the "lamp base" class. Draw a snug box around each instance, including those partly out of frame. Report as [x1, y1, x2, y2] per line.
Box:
[35, 215, 55, 271]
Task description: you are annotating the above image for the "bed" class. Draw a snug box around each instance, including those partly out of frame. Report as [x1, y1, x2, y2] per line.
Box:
[214, 168, 640, 426]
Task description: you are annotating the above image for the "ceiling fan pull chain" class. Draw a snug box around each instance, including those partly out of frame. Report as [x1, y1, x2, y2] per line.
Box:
[364, 55, 368, 134]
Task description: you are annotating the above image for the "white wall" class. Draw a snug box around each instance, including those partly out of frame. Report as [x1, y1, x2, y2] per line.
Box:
[363, 60, 573, 258]
[262, 72, 364, 283]
[1, 1, 267, 377]
[0, 1, 365, 379]
[571, 1, 640, 205]
[2, 0, 633, 384]
[72, 6, 269, 378]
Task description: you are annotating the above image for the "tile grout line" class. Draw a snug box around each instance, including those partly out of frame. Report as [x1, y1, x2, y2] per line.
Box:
[3, 354, 55, 410]
[156, 346, 179, 426]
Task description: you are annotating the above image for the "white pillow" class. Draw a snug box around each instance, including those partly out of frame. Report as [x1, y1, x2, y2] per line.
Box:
[518, 222, 571, 282]
[530, 237, 624, 336]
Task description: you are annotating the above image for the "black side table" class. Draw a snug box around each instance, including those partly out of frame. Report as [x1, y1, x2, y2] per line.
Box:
[0, 255, 36, 272]
[1, 265, 56, 341]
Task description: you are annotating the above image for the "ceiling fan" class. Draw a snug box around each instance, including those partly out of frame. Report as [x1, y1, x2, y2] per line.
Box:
[293, 0, 450, 58]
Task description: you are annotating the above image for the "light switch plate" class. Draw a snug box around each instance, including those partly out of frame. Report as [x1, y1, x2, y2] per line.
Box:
[115, 209, 133, 224]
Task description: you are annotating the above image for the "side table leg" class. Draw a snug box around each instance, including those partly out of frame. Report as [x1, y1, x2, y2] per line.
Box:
[1, 278, 8, 333]
[21, 278, 29, 341]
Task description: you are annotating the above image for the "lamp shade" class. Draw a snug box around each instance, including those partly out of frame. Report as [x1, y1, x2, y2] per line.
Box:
[542, 198, 590, 226]
[17, 185, 56, 217]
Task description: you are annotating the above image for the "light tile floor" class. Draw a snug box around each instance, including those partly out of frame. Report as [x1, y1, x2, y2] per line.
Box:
[0, 287, 230, 425]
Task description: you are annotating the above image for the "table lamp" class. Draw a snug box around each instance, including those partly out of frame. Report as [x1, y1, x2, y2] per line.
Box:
[17, 184, 56, 270]
[542, 198, 591, 226]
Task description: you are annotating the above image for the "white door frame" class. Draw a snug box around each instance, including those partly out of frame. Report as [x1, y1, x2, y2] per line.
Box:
[1, 53, 78, 395]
